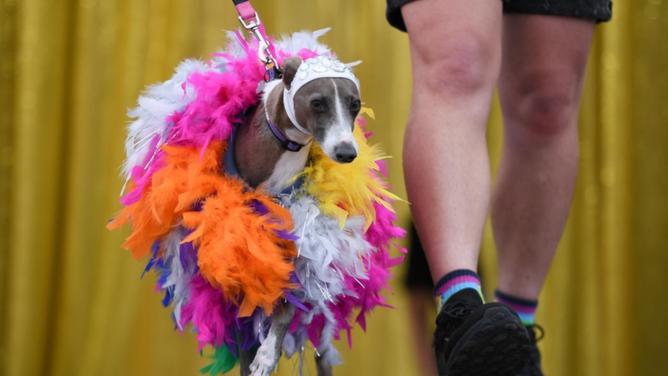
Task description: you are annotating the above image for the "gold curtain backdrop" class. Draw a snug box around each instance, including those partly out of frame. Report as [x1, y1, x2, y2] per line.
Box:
[1, 0, 667, 375]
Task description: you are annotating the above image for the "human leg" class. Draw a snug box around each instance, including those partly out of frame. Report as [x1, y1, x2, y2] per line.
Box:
[401, 0, 500, 287]
[494, 14, 595, 301]
[400, 1, 532, 374]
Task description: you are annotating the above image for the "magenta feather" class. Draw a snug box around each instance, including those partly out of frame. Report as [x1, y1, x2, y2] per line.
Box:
[179, 275, 238, 350]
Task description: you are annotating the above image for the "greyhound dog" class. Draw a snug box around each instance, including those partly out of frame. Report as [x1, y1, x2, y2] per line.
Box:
[234, 56, 361, 193]
[231, 55, 361, 376]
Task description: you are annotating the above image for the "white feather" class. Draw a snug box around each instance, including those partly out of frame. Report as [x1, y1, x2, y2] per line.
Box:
[315, 304, 342, 367]
[282, 193, 370, 304]
[122, 59, 211, 181]
[282, 329, 306, 359]
[160, 227, 197, 329]
[276, 192, 372, 366]
[274, 28, 333, 57]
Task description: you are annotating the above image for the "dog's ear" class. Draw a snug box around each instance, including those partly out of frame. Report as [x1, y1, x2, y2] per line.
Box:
[282, 57, 302, 90]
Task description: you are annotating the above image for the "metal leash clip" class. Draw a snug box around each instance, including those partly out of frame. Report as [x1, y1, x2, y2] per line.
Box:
[238, 12, 282, 81]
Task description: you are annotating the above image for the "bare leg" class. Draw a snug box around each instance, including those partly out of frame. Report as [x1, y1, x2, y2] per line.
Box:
[314, 352, 333, 376]
[494, 15, 595, 299]
[401, 0, 502, 282]
[239, 349, 256, 376]
[407, 289, 438, 376]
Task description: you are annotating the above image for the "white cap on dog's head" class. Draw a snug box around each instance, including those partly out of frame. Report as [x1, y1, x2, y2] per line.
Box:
[283, 55, 360, 134]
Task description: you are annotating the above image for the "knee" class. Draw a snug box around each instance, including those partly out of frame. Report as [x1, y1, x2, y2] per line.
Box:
[504, 73, 581, 142]
[412, 36, 499, 99]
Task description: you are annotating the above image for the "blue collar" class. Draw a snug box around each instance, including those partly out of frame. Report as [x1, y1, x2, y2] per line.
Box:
[224, 123, 305, 196]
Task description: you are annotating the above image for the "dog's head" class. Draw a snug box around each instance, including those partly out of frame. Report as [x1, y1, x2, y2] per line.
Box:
[282, 56, 361, 163]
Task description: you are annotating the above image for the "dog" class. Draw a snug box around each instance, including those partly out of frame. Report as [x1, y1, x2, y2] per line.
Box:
[231, 55, 361, 376]
[111, 31, 401, 376]
[233, 56, 361, 193]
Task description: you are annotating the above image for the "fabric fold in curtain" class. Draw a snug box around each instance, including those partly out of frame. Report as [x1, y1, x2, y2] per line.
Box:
[1, 1, 666, 375]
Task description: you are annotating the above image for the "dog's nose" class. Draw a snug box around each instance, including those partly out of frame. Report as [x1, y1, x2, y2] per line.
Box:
[334, 143, 357, 163]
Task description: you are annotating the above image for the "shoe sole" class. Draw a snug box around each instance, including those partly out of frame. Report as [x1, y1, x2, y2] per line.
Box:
[444, 305, 532, 376]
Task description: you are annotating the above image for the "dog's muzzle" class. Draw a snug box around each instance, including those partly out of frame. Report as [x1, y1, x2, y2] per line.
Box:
[334, 142, 357, 163]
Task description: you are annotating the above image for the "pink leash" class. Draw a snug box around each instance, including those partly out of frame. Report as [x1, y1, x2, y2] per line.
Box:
[232, 0, 282, 81]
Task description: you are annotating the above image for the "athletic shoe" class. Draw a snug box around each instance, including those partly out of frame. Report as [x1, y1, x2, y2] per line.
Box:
[518, 324, 545, 376]
[434, 289, 532, 376]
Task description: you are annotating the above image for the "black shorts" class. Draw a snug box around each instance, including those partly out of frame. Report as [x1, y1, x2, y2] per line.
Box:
[387, 0, 613, 32]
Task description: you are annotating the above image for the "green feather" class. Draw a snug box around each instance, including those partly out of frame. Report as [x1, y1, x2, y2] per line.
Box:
[200, 346, 238, 375]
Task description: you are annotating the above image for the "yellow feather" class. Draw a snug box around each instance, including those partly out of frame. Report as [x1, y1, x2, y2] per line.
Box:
[304, 113, 401, 229]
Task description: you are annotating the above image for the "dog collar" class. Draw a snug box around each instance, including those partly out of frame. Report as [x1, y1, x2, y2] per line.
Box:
[265, 109, 310, 152]
[224, 122, 305, 195]
[283, 55, 360, 133]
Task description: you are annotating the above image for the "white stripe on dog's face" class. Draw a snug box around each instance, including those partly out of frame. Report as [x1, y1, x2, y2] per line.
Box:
[320, 79, 358, 161]
[292, 77, 361, 163]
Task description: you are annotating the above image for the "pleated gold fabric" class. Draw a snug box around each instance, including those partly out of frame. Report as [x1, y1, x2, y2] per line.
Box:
[1, 0, 667, 375]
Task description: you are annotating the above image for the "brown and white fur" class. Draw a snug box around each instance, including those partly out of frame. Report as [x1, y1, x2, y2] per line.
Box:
[234, 57, 361, 376]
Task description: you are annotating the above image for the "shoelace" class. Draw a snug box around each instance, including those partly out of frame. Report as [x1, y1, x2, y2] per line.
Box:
[526, 323, 545, 343]
[437, 300, 478, 339]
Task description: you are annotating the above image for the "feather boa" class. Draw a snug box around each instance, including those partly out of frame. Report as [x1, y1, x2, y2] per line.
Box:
[108, 29, 405, 374]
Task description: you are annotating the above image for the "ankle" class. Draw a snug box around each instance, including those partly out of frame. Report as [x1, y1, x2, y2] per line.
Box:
[434, 269, 484, 307]
[494, 289, 538, 326]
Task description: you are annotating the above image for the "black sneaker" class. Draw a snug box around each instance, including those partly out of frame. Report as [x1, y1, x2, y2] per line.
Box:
[434, 289, 532, 376]
[518, 324, 545, 376]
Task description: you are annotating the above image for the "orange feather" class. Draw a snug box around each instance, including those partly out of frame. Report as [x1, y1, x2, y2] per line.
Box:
[109, 142, 297, 316]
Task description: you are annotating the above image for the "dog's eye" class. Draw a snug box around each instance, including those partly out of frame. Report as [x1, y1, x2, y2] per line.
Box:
[349, 99, 361, 113]
[310, 98, 327, 111]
